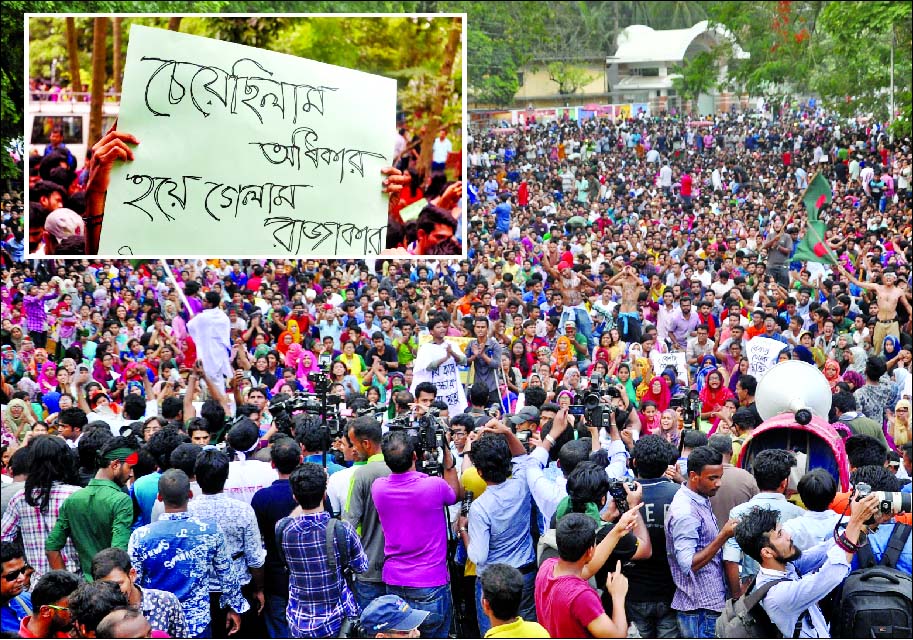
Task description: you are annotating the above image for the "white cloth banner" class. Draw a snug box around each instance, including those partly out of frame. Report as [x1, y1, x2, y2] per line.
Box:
[411, 341, 467, 415]
[746, 337, 787, 380]
[187, 308, 233, 382]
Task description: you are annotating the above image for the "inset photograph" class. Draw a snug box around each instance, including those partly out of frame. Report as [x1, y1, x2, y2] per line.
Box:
[25, 14, 464, 257]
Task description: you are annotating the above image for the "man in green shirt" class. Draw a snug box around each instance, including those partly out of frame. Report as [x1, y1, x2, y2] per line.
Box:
[46, 436, 138, 580]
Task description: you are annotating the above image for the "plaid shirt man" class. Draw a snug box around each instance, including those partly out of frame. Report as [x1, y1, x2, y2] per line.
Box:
[1, 482, 82, 582]
[277, 511, 368, 638]
[23, 291, 57, 333]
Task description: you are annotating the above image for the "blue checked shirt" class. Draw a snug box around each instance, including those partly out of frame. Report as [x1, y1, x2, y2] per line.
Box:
[129, 512, 249, 638]
[278, 512, 368, 639]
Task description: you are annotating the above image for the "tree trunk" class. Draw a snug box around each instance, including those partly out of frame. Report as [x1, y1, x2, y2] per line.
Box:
[65, 17, 82, 94]
[418, 16, 461, 181]
[168, 16, 182, 31]
[88, 17, 109, 148]
[113, 17, 123, 95]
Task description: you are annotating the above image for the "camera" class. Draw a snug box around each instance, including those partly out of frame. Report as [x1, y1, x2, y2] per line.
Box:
[460, 490, 475, 517]
[388, 406, 447, 476]
[608, 480, 636, 513]
[855, 482, 912, 523]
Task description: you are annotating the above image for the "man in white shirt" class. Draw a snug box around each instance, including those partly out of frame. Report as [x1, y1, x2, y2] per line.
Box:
[431, 129, 452, 173]
[659, 162, 673, 195]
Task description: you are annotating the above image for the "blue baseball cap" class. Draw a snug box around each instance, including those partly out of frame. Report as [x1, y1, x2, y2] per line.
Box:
[360, 595, 430, 635]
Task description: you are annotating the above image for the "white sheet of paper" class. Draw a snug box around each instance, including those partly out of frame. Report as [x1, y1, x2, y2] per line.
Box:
[99, 25, 395, 257]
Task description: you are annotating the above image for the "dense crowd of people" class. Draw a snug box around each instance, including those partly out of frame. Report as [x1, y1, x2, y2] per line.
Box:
[1, 102, 912, 639]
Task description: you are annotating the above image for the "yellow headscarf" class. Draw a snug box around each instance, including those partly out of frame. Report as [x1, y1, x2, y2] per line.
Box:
[892, 399, 911, 448]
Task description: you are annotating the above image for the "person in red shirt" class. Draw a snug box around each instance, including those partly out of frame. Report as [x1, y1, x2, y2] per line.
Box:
[782, 150, 792, 167]
[680, 169, 693, 207]
[534, 513, 631, 638]
[17, 570, 80, 639]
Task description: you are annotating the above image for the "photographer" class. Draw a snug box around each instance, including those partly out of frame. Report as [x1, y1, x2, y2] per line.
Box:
[847, 466, 912, 573]
[371, 429, 461, 639]
[732, 489, 882, 637]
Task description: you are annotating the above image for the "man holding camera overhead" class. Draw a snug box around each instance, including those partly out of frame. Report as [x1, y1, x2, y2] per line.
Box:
[371, 429, 461, 639]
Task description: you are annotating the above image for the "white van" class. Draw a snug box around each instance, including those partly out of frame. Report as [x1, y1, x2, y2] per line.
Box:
[26, 96, 119, 169]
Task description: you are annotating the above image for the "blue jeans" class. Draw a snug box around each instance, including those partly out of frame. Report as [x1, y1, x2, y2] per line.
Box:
[263, 593, 289, 639]
[627, 601, 679, 638]
[475, 569, 536, 636]
[354, 580, 387, 612]
[676, 609, 719, 639]
[386, 584, 452, 639]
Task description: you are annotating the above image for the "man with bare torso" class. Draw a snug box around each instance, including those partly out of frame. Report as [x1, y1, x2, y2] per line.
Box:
[542, 254, 598, 348]
[606, 265, 645, 343]
[836, 263, 912, 355]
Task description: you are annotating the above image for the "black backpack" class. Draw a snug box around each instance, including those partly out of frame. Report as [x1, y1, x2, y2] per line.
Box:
[831, 524, 912, 639]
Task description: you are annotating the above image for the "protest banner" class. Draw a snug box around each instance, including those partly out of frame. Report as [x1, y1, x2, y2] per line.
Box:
[419, 333, 472, 384]
[746, 337, 787, 380]
[413, 334, 469, 414]
[99, 25, 396, 257]
[652, 351, 689, 385]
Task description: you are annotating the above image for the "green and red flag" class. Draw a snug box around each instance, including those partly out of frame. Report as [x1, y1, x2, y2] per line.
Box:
[794, 173, 835, 264]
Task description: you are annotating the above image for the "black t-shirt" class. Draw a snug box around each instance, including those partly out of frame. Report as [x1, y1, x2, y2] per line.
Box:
[593, 527, 639, 612]
[366, 345, 398, 370]
[622, 478, 681, 604]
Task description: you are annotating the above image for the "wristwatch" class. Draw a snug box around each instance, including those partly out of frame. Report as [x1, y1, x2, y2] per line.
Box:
[459, 527, 468, 534]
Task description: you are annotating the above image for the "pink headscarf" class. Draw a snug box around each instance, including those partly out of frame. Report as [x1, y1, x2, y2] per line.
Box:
[38, 361, 57, 393]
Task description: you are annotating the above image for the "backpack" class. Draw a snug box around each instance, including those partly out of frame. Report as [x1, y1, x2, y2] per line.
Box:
[830, 524, 912, 639]
[715, 577, 803, 638]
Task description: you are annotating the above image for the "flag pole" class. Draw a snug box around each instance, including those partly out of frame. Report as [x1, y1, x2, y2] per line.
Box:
[796, 171, 842, 266]
[160, 259, 196, 319]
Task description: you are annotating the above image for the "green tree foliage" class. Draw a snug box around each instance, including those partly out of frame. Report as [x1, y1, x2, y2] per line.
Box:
[546, 62, 598, 96]
[671, 50, 719, 111]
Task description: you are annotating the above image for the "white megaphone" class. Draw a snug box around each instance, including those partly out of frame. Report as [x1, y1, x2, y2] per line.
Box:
[755, 360, 832, 425]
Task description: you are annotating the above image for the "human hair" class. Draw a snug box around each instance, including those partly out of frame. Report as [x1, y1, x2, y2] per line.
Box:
[289, 461, 327, 509]
[844, 434, 888, 468]
[737, 374, 757, 396]
[294, 416, 328, 453]
[471, 434, 512, 484]
[200, 399, 226, 433]
[96, 608, 145, 639]
[681, 429, 709, 450]
[91, 547, 131, 581]
[8, 446, 30, 476]
[796, 468, 837, 512]
[70, 580, 129, 636]
[158, 468, 191, 507]
[1, 539, 24, 566]
[557, 439, 592, 478]
[565, 461, 610, 513]
[469, 381, 490, 407]
[349, 415, 382, 446]
[270, 437, 301, 475]
[832, 390, 857, 414]
[732, 407, 762, 430]
[707, 434, 733, 456]
[31, 569, 80, 610]
[382, 430, 414, 474]
[204, 291, 221, 307]
[733, 506, 780, 562]
[865, 356, 887, 381]
[194, 448, 230, 494]
[417, 204, 457, 235]
[480, 564, 524, 621]
[122, 394, 146, 421]
[25, 435, 79, 513]
[632, 435, 679, 479]
[167, 443, 201, 479]
[555, 512, 596, 562]
[145, 426, 189, 471]
[161, 397, 183, 420]
[751, 449, 796, 491]
[226, 418, 259, 453]
[524, 386, 546, 409]
[850, 465, 900, 492]
[414, 381, 438, 400]
[78, 427, 113, 470]
[58, 407, 88, 430]
[186, 417, 209, 437]
[687, 445, 722, 476]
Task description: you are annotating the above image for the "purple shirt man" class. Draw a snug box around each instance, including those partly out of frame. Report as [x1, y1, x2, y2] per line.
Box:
[669, 297, 700, 350]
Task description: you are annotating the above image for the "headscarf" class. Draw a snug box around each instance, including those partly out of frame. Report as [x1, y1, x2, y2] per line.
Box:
[793, 345, 816, 365]
[847, 346, 868, 373]
[2, 399, 30, 444]
[553, 336, 574, 371]
[253, 344, 271, 360]
[661, 367, 682, 396]
[891, 399, 911, 449]
[634, 357, 652, 399]
[287, 318, 302, 345]
[37, 361, 57, 394]
[276, 330, 295, 356]
[842, 370, 865, 390]
[694, 355, 718, 393]
[285, 343, 304, 371]
[641, 376, 671, 412]
[882, 335, 901, 357]
[699, 368, 735, 423]
[823, 358, 843, 391]
[659, 409, 681, 447]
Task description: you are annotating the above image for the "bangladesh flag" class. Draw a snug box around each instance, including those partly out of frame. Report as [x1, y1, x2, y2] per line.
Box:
[795, 173, 835, 264]
[802, 172, 832, 221]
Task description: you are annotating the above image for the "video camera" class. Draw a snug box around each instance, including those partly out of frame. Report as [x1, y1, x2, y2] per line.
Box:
[671, 389, 702, 430]
[388, 405, 447, 476]
[269, 356, 347, 447]
[569, 373, 629, 430]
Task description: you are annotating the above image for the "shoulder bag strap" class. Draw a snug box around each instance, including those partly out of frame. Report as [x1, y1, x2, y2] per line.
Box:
[879, 523, 912, 569]
[856, 532, 877, 569]
[325, 517, 338, 580]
